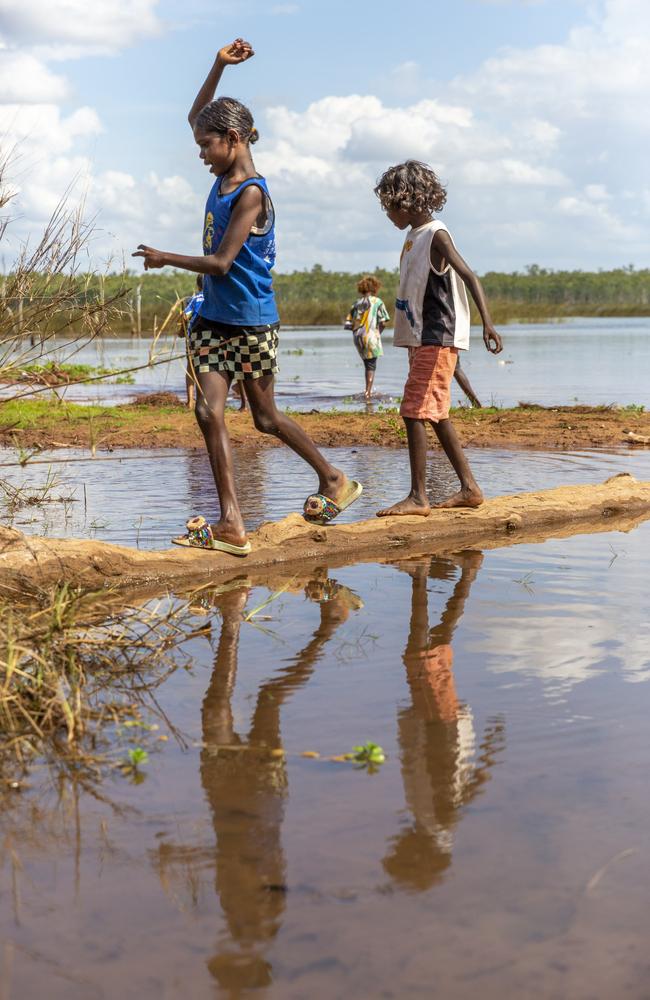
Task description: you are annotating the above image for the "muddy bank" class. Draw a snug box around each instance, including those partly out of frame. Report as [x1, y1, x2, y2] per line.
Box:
[1, 398, 650, 453]
[1, 474, 648, 597]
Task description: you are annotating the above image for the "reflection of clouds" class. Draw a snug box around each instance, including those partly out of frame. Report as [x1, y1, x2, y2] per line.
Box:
[475, 542, 650, 693]
[496, 618, 650, 690]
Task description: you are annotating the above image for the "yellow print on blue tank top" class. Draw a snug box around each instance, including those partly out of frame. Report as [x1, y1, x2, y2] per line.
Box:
[203, 211, 214, 253]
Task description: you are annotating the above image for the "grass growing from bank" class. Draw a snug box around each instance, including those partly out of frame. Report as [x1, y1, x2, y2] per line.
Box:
[0, 583, 202, 782]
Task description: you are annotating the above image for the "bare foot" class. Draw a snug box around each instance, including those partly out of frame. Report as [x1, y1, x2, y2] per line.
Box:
[376, 496, 431, 518]
[434, 488, 483, 509]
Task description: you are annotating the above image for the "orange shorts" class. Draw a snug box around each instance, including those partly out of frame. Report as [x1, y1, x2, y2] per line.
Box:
[407, 645, 458, 723]
[400, 345, 458, 422]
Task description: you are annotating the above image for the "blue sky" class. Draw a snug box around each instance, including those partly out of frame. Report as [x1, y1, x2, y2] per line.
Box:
[1, 0, 648, 274]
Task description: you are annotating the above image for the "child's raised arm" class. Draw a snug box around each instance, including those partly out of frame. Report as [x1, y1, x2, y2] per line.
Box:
[431, 232, 503, 354]
[188, 38, 254, 128]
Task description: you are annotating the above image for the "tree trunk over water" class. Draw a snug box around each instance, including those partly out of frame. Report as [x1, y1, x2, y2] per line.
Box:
[1, 474, 649, 599]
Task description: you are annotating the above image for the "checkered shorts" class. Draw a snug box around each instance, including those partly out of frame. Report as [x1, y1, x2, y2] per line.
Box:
[189, 323, 280, 381]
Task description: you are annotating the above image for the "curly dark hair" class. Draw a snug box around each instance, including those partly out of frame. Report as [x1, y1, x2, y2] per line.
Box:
[374, 160, 447, 215]
[357, 275, 381, 295]
[195, 96, 259, 144]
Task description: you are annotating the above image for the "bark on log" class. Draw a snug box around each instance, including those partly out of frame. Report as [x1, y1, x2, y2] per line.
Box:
[1, 473, 649, 598]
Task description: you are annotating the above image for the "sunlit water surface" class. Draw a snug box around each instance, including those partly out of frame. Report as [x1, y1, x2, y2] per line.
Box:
[3, 445, 650, 548]
[6, 316, 650, 410]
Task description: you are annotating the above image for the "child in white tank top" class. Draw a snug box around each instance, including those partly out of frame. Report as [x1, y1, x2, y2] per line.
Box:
[374, 160, 503, 514]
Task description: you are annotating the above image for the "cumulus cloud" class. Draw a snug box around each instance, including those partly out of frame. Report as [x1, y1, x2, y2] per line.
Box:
[0, 0, 161, 54]
[251, 0, 649, 270]
[1, 0, 649, 272]
[0, 52, 69, 103]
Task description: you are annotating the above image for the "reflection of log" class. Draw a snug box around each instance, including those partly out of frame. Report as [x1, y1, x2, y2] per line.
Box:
[1, 474, 650, 597]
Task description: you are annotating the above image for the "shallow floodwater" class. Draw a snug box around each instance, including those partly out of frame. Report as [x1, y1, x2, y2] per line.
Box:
[4, 444, 650, 548]
[2, 520, 650, 998]
[7, 316, 650, 410]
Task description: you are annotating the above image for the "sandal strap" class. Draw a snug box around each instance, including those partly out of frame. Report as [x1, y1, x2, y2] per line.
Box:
[185, 516, 214, 548]
[303, 493, 340, 523]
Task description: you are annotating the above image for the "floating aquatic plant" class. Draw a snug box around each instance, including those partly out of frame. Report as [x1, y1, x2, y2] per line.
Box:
[350, 742, 386, 768]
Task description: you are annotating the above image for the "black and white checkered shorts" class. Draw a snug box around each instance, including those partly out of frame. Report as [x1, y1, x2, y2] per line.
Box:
[189, 323, 280, 381]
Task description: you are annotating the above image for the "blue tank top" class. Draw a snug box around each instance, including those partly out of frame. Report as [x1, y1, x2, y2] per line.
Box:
[199, 175, 279, 327]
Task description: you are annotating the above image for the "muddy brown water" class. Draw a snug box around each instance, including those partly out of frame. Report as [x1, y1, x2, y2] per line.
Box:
[2, 516, 650, 998]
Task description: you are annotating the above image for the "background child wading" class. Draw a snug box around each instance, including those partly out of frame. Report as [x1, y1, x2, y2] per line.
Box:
[374, 160, 503, 516]
[344, 276, 390, 401]
[133, 38, 361, 554]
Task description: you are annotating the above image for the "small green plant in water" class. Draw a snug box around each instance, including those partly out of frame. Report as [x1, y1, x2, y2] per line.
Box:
[350, 741, 386, 769]
[120, 747, 149, 785]
[121, 746, 149, 783]
[126, 747, 149, 768]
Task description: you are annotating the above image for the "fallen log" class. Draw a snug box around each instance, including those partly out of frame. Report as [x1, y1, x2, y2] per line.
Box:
[623, 431, 650, 446]
[1, 474, 649, 597]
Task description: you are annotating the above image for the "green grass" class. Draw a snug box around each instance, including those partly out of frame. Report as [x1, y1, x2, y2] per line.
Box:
[0, 398, 109, 429]
[13, 362, 135, 384]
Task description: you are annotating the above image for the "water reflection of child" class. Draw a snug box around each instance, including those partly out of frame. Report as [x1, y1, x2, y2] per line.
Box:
[374, 161, 503, 515]
[194, 573, 362, 991]
[134, 39, 362, 555]
[344, 276, 390, 402]
[383, 552, 504, 890]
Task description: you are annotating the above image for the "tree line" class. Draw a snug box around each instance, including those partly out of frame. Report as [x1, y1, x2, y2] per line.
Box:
[3, 264, 650, 333]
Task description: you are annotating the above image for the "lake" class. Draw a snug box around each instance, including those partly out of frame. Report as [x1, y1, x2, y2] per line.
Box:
[6, 316, 650, 411]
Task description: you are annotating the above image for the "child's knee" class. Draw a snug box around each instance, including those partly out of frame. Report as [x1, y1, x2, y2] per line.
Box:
[194, 396, 223, 430]
[252, 407, 280, 436]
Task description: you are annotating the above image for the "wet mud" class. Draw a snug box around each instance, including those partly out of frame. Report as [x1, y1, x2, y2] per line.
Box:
[3, 399, 650, 452]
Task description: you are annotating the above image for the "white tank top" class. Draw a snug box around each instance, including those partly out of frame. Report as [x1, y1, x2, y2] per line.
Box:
[393, 220, 471, 351]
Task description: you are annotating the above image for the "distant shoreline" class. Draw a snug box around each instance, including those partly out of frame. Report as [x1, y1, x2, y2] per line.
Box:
[5, 267, 649, 333]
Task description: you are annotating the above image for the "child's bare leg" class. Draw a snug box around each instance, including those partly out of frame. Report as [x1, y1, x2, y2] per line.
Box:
[365, 367, 375, 400]
[234, 380, 247, 411]
[185, 370, 195, 409]
[194, 371, 247, 544]
[377, 417, 431, 517]
[244, 374, 349, 501]
[431, 418, 483, 508]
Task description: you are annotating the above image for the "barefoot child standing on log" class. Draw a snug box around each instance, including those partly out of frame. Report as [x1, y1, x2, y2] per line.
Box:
[374, 160, 503, 515]
[134, 39, 362, 553]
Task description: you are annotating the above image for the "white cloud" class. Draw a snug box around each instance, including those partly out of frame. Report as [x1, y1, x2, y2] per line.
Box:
[0, 0, 161, 53]
[0, 52, 69, 103]
[2, 0, 649, 273]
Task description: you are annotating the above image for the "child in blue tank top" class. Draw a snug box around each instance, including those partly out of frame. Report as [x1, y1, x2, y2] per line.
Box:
[134, 39, 362, 553]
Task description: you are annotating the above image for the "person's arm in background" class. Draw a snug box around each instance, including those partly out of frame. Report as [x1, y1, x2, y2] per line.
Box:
[453, 360, 482, 408]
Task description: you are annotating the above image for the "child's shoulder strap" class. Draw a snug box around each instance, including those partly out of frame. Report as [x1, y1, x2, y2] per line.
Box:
[425, 219, 449, 238]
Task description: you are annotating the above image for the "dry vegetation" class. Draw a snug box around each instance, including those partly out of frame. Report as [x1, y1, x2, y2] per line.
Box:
[0, 582, 205, 782]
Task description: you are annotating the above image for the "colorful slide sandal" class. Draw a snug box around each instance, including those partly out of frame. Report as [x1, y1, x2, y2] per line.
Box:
[303, 479, 363, 526]
[171, 516, 251, 556]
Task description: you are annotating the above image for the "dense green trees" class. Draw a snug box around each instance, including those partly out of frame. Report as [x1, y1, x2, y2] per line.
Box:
[3, 265, 650, 332]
